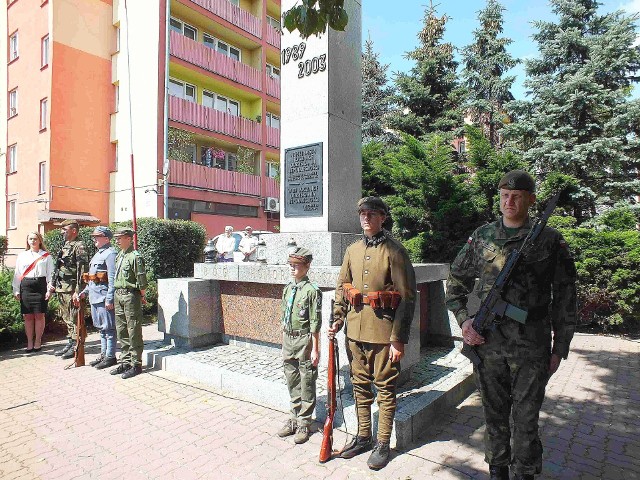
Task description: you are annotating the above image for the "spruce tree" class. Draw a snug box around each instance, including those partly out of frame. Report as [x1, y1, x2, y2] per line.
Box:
[461, 0, 518, 147]
[361, 38, 395, 144]
[504, 0, 640, 221]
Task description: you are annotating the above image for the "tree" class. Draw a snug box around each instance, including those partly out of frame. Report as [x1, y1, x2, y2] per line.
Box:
[504, 0, 640, 222]
[283, 0, 348, 39]
[361, 38, 395, 144]
[461, 0, 518, 147]
[388, 2, 466, 139]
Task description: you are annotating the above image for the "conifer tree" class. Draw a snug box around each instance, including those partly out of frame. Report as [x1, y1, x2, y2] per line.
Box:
[361, 38, 395, 144]
[461, 0, 518, 147]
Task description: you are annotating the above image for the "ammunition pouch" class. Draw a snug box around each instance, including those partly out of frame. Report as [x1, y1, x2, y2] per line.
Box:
[82, 272, 108, 284]
[343, 283, 401, 310]
[343, 283, 362, 306]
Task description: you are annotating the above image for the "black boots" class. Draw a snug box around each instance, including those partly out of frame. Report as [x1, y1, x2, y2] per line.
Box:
[338, 435, 373, 459]
[90, 354, 105, 367]
[60, 341, 76, 359]
[366, 441, 390, 470]
[121, 365, 142, 379]
[95, 357, 117, 370]
[54, 339, 73, 356]
[489, 465, 509, 480]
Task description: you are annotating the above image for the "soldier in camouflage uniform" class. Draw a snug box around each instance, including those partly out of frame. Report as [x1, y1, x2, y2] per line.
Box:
[110, 227, 148, 379]
[48, 220, 88, 360]
[329, 196, 416, 470]
[445, 170, 577, 480]
[277, 247, 322, 445]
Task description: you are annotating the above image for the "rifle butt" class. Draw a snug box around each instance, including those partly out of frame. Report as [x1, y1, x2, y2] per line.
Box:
[75, 300, 86, 367]
[318, 418, 333, 463]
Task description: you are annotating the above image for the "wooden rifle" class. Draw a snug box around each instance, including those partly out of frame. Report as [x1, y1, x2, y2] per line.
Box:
[74, 297, 86, 367]
[319, 300, 338, 463]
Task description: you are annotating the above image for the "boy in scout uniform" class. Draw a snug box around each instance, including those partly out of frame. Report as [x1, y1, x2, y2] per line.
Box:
[446, 170, 577, 480]
[48, 220, 88, 360]
[110, 227, 148, 379]
[277, 247, 322, 445]
[76, 226, 118, 370]
[328, 197, 416, 470]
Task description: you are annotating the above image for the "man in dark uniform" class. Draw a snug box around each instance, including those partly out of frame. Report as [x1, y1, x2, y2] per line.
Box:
[446, 170, 577, 480]
[328, 196, 416, 470]
[48, 220, 88, 360]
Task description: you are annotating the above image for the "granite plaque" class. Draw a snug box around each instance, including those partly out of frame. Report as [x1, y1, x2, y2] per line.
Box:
[284, 142, 323, 217]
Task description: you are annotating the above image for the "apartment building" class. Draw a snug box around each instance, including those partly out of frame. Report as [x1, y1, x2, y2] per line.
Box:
[2, 0, 281, 265]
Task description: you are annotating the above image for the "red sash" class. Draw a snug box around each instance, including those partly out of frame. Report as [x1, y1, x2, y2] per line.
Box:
[18, 251, 50, 282]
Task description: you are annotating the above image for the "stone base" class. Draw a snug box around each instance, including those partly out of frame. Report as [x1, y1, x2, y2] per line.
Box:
[257, 231, 361, 266]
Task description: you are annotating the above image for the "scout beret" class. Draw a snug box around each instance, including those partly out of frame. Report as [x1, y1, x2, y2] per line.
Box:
[113, 227, 135, 237]
[498, 170, 536, 193]
[58, 219, 79, 229]
[91, 226, 113, 239]
[357, 196, 389, 215]
[289, 247, 313, 264]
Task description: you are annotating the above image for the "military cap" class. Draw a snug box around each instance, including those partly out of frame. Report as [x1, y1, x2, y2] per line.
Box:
[58, 219, 79, 229]
[498, 170, 536, 193]
[288, 247, 313, 264]
[91, 226, 113, 239]
[357, 196, 389, 215]
[113, 227, 135, 237]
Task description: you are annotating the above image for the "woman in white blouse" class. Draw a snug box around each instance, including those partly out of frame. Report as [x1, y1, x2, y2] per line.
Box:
[12, 232, 54, 353]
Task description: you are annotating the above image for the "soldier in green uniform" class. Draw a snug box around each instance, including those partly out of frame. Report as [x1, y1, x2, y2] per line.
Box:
[48, 220, 88, 360]
[328, 197, 416, 470]
[445, 170, 577, 480]
[277, 247, 322, 445]
[110, 227, 148, 379]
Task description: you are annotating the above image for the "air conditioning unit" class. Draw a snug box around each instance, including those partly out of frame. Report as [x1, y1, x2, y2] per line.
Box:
[264, 197, 280, 212]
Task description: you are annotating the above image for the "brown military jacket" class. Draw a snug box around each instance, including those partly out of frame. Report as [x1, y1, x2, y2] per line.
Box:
[446, 217, 577, 358]
[334, 231, 416, 344]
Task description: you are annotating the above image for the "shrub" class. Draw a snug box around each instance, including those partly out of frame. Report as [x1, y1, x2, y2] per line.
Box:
[0, 235, 7, 267]
[0, 269, 22, 338]
[44, 227, 98, 261]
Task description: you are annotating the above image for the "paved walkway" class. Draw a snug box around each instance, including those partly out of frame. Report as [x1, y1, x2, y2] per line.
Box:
[0, 327, 638, 480]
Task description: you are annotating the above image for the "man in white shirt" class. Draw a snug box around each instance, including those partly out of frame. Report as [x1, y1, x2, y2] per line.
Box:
[216, 226, 236, 262]
[239, 226, 259, 262]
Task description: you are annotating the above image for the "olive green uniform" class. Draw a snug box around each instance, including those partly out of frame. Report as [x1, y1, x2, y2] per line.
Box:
[281, 276, 322, 427]
[446, 218, 577, 476]
[114, 246, 148, 368]
[334, 231, 416, 443]
[53, 240, 88, 341]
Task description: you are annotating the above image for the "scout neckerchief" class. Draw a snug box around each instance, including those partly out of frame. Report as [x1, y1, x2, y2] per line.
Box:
[18, 251, 50, 282]
[283, 284, 299, 332]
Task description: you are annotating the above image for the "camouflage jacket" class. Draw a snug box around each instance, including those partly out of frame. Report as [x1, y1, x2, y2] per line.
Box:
[53, 240, 88, 295]
[334, 230, 417, 344]
[445, 218, 577, 358]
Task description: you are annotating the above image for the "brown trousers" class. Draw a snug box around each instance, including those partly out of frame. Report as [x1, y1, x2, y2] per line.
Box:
[346, 338, 400, 442]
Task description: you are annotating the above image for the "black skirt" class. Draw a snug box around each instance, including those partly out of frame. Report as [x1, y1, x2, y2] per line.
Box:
[19, 277, 48, 315]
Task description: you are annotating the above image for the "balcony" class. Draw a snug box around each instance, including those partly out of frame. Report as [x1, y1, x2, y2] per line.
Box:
[190, 0, 262, 39]
[265, 75, 280, 99]
[170, 159, 261, 195]
[169, 95, 262, 145]
[170, 31, 261, 91]
[265, 176, 279, 198]
[266, 126, 280, 148]
[265, 24, 281, 49]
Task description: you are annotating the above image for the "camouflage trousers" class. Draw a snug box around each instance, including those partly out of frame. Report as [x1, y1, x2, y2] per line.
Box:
[347, 339, 400, 443]
[282, 332, 317, 427]
[474, 320, 551, 476]
[57, 293, 78, 340]
[115, 290, 143, 368]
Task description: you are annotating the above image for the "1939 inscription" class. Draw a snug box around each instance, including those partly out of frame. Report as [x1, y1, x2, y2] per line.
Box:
[284, 143, 323, 218]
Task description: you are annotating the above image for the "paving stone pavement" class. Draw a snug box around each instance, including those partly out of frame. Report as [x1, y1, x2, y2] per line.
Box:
[0, 327, 638, 480]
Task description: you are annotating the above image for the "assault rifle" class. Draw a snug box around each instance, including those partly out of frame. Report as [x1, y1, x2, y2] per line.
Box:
[319, 300, 338, 463]
[462, 192, 561, 366]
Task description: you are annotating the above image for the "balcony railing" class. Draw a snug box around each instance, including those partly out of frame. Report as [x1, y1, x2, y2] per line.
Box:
[170, 31, 262, 91]
[170, 159, 261, 195]
[169, 95, 262, 145]
[265, 75, 280, 99]
[266, 126, 280, 148]
[265, 176, 279, 198]
[265, 24, 281, 49]
[190, 0, 262, 38]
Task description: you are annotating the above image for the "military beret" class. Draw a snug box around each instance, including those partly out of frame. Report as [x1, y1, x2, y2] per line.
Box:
[357, 196, 389, 215]
[498, 170, 536, 193]
[58, 219, 79, 229]
[91, 226, 113, 239]
[113, 227, 135, 237]
[288, 247, 313, 264]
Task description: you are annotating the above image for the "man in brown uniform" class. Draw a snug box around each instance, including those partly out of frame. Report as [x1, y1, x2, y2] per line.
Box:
[329, 196, 416, 470]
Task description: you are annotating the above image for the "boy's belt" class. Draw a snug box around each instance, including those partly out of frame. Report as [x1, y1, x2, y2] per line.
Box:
[284, 328, 310, 337]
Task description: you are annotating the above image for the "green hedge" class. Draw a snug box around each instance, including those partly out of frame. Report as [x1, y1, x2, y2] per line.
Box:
[0, 235, 7, 267]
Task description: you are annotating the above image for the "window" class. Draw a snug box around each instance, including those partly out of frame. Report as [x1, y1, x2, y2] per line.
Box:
[203, 90, 240, 116]
[266, 161, 279, 178]
[203, 33, 215, 49]
[41, 35, 49, 67]
[169, 79, 196, 102]
[8, 200, 16, 229]
[115, 85, 119, 112]
[266, 64, 280, 79]
[215, 39, 240, 61]
[267, 15, 280, 30]
[170, 17, 197, 40]
[8, 144, 17, 173]
[40, 98, 48, 130]
[458, 141, 466, 154]
[266, 112, 280, 129]
[115, 27, 120, 52]
[114, 142, 118, 171]
[9, 32, 18, 61]
[9, 89, 17, 117]
[39, 162, 46, 193]
[228, 0, 239, 6]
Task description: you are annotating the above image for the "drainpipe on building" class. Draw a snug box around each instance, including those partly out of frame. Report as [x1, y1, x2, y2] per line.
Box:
[163, 0, 170, 220]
